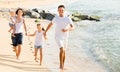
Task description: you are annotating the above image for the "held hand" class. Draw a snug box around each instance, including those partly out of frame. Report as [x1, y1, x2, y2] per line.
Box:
[25, 33, 27, 36]
[44, 32, 48, 40]
[62, 29, 68, 32]
[44, 31, 47, 36]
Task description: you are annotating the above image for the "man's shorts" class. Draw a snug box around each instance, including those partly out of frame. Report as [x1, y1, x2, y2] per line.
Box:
[55, 37, 68, 49]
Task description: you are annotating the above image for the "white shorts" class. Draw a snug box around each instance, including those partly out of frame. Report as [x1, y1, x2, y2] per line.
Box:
[55, 37, 68, 49]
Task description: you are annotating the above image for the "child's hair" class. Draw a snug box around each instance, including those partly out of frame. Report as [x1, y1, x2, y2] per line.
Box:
[37, 24, 45, 31]
[9, 8, 15, 12]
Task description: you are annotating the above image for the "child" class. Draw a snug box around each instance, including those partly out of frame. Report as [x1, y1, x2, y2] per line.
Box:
[8, 10, 16, 37]
[27, 24, 47, 65]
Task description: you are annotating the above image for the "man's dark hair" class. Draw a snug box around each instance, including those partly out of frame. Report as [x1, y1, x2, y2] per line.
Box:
[16, 8, 24, 16]
[58, 5, 65, 9]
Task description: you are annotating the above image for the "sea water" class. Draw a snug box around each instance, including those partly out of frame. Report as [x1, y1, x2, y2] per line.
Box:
[67, 0, 120, 72]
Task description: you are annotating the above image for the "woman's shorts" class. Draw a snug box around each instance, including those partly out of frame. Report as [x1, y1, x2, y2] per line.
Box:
[12, 33, 23, 46]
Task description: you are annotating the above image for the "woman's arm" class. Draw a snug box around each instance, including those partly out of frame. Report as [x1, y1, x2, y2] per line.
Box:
[27, 31, 36, 36]
[23, 19, 27, 35]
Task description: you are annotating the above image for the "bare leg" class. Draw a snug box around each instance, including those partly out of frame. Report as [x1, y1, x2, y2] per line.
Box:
[40, 48, 43, 65]
[13, 46, 17, 53]
[34, 48, 38, 62]
[16, 45, 21, 59]
[13, 46, 16, 52]
[63, 51, 66, 66]
[59, 47, 65, 70]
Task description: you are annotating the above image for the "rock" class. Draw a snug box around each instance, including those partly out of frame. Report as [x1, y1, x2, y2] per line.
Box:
[72, 12, 81, 17]
[79, 15, 89, 20]
[71, 12, 100, 22]
[39, 10, 46, 19]
[72, 17, 81, 22]
[44, 13, 55, 20]
[31, 11, 40, 18]
[72, 12, 89, 21]
[32, 8, 39, 13]
[89, 15, 101, 21]
[24, 9, 32, 17]
[40, 11, 55, 20]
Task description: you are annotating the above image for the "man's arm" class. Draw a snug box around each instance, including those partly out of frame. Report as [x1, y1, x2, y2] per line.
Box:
[69, 24, 74, 31]
[44, 22, 53, 35]
[62, 24, 74, 32]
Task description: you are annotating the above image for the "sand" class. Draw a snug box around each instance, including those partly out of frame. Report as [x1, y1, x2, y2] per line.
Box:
[0, 18, 107, 72]
[0, 0, 107, 72]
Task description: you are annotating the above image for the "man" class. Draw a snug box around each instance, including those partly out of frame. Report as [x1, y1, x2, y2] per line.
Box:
[45, 5, 74, 70]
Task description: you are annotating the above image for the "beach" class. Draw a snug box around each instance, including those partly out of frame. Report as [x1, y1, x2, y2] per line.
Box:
[0, 17, 106, 72]
[0, 0, 108, 72]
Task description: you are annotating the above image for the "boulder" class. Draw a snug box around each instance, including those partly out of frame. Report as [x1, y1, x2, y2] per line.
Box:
[89, 15, 101, 21]
[32, 8, 39, 13]
[71, 12, 101, 22]
[44, 13, 55, 20]
[24, 9, 32, 17]
[31, 11, 40, 18]
[72, 17, 81, 22]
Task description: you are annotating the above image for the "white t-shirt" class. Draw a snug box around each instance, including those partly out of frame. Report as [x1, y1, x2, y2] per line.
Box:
[52, 15, 73, 39]
[34, 31, 44, 46]
[15, 17, 24, 33]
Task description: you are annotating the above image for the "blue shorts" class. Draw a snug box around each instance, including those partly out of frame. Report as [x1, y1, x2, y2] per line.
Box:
[12, 33, 23, 46]
[9, 23, 14, 27]
[34, 45, 42, 48]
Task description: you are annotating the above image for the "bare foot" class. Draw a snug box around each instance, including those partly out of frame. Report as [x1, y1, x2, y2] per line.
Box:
[60, 64, 64, 70]
[40, 63, 42, 66]
[16, 56, 19, 59]
[34, 57, 38, 62]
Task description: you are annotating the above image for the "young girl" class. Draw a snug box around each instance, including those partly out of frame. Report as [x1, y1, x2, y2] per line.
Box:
[27, 24, 46, 65]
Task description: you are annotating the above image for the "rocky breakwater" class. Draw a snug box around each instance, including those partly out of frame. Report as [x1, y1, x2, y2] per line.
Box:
[70, 12, 101, 22]
[0, 8, 101, 22]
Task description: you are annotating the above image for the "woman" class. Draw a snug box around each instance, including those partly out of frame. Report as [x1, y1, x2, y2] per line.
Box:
[12, 8, 27, 59]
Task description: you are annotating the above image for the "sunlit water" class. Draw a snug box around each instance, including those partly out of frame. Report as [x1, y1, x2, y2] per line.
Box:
[67, 0, 120, 72]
